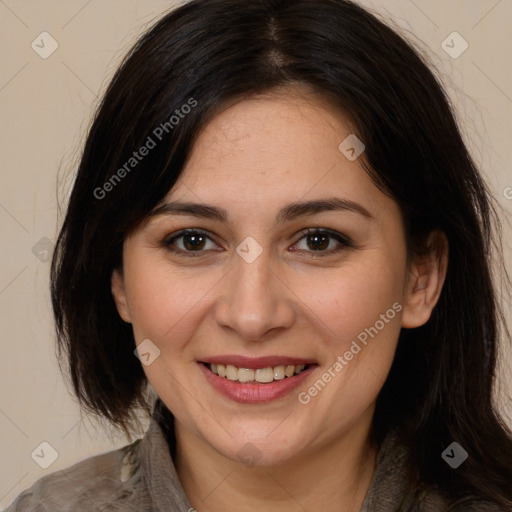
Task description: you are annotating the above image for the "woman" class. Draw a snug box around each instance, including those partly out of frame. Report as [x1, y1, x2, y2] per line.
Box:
[7, 0, 512, 510]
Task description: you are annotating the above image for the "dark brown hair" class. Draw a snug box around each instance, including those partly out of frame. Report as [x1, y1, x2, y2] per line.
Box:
[51, 0, 512, 508]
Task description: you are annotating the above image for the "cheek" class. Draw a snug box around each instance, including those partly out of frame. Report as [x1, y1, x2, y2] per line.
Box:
[296, 251, 406, 350]
[292, 257, 404, 424]
[123, 255, 228, 363]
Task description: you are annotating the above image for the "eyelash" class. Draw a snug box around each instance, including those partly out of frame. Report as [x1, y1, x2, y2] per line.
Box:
[162, 228, 353, 259]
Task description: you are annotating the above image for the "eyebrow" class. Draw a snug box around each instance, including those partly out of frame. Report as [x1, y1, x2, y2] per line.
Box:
[148, 197, 374, 225]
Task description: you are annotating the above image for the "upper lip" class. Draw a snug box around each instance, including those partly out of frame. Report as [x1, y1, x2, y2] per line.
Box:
[199, 355, 317, 369]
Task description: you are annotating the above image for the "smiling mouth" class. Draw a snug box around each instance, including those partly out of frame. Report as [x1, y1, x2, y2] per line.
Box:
[202, 362, 315, 384]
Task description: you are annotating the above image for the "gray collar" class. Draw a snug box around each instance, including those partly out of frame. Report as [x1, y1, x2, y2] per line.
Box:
[138, 413, 193, 511]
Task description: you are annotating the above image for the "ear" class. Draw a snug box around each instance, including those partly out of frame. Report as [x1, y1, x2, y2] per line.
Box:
[401, 230, 449, 329]
[111, 268, 132, 323]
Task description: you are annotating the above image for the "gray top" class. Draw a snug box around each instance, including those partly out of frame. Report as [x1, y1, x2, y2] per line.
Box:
[5, 403, 506, 511]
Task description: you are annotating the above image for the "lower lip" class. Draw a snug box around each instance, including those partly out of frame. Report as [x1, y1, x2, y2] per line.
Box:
[198, 363, 317, 404]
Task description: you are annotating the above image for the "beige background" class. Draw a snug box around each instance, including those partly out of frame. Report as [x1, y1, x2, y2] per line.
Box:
[0, 0, 511, 508]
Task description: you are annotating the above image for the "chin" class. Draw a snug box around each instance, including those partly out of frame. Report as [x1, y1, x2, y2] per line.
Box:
[208, 428, 308, 468]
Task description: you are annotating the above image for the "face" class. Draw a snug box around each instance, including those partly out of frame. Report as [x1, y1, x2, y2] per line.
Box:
[111, 86, 446, 466]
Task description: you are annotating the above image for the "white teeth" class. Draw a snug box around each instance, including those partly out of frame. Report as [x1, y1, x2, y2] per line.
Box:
[226, 365, 238, 381]
[238, 368, 255, 382]
[255, 367, 274, 383]
[285, 365, 295, 377]
[207, 362, 310, 383]
[273, 365, 285, 380]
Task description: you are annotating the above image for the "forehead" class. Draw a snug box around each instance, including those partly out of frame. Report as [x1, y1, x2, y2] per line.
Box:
[187, 87, 351, 165]
[166, 89, 379, 207]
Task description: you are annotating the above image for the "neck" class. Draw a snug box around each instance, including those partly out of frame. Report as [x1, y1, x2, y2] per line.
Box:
[174, 410, 378, 512]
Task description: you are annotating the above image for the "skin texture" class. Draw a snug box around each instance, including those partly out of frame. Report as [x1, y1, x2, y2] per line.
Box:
[111, 86, 448, 511]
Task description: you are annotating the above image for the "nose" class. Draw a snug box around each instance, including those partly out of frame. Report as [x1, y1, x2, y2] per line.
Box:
[213, 246, 296, 342]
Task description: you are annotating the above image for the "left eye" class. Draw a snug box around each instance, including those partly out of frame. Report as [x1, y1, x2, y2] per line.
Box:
[163, 228, 351, 257]
[293, 229, 351, 254]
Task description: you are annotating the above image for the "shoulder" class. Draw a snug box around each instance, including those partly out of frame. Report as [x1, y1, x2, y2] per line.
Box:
[362, 429, 509, 512]
[5, 439, 145, 511]
[417, 489, 509, 512]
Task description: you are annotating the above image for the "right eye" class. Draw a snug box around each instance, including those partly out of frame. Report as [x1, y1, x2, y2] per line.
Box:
[162, 229, 221, 257]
